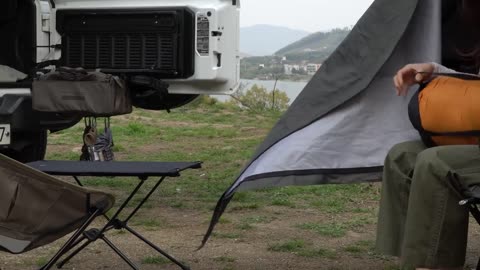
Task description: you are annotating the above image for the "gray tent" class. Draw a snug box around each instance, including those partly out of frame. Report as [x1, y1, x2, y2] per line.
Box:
[0, 153, 114, 254]
[202, 0, 470, 245]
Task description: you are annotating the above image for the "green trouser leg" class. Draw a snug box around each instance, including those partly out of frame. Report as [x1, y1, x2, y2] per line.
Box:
[376, 141, 425, 259]
[376, 141, 480, 269]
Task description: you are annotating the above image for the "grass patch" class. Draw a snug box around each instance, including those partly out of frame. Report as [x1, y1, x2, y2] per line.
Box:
[213, 256, 236, 263]
[343, 240, 376, 256]
[229, 203, 260, 211]
[218, 217, 232, 224]
[268, 240, 305, 252]
[124, 122, 148, 135]
[236, 223, 254, 231]
[81, 177, 137, 190]
[347, 216, 374, 228]
[297, 217, 374, 238]
[167, 201, 187, 209]
[141, 256, 171, 265]
[297, 223, 347, 238]
[241, 215, 276, 224]
[311, 198, 347, 213]
[271, 197, 296, 207]
[131, 195, 154, 209]
[268, 240, 337, 259]
[47, 150, 81, 161]
[35, 256, 49, 267]
[298, 248, 337, 259]
[344, 245, 363, 253]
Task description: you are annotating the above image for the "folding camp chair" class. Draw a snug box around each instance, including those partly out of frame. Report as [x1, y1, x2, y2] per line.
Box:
[0, 153, 115, 270]
[459, 185, 480, 270]
[27, 159, 202, 270]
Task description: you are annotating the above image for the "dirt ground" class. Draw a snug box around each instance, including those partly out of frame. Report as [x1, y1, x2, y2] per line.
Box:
[1, 202, 480, 270]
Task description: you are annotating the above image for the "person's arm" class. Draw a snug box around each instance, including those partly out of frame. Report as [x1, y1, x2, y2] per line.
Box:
[430, 62, 458, 74]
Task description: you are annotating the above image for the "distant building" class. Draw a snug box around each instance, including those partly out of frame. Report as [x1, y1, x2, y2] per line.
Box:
[284, 64, 293, 75]
[259, 64, 265, 69]
[284, 63, 321, 75]
[284, 64, 301, 75]
[306, 64, 322, 75]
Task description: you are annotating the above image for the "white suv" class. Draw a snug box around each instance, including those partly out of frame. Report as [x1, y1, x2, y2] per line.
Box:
[0, 0, 240, 161]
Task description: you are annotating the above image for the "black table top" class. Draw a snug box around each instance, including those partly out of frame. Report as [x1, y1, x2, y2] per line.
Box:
[27, 160, 202, 177]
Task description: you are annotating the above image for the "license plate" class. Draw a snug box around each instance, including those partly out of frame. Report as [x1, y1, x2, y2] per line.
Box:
[0, 124, 11, 146]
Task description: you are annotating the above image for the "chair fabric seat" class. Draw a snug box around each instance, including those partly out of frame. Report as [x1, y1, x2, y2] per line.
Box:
[0, 154, 115, 254]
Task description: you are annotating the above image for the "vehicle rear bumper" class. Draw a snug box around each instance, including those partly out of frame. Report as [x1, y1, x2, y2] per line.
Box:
[0, 90, 81, 132]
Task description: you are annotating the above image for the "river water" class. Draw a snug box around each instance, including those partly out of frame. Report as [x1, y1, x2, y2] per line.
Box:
[212, 79, 308, 104]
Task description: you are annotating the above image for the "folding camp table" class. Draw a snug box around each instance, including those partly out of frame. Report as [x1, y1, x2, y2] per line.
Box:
[27, 160, 202, 270]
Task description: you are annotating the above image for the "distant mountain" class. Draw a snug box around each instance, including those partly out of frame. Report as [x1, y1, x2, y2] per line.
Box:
[239, 52, 252, 59]
[241, 25, 310, 56]
[275, 28, 351, 56]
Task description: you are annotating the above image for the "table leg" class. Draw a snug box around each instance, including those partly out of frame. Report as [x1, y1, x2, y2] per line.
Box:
[73, 176, 84, 187]
[124, 177, 166, 224]
[98, 180, 145, 234]
[101, 236, 139, 270]
[124, 225, 191, 270]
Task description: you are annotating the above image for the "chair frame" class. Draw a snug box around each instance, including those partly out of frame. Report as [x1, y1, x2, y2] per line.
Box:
[459, 197, 480, 270]
[39, 207, 103, 270]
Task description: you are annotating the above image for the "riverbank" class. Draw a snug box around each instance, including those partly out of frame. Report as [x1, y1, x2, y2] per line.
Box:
[213, 79, 308, 104]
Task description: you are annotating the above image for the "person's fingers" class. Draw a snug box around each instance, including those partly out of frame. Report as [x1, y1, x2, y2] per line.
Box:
[393, 75, 401, 96]
[399, 71, 411, 96]
[395, 76, 402, 96]
[415, 63, 435, 80]
[415, 73, 424, 82]
[393, 63, 437, 97]
[396, 68, 410, 96]
[397, 70, 405, 89]
[399, 68, 414, 90]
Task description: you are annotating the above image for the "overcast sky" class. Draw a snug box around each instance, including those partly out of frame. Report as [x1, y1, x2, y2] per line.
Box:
[240, 0, 375, 32]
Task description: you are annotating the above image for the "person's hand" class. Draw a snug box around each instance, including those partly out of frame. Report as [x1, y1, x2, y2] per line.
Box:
[393, 63, 435, 96]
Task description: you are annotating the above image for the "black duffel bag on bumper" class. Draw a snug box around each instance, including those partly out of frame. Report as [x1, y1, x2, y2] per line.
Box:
[32, 68, 132, 117]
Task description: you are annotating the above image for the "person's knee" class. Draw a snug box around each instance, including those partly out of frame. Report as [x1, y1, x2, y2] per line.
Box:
[383, 141, 425, 182]
[414, 147, 448, 180]
[386, 141, 425, 163]
[416, 147, 440, 163]
[416, 145, 471, 169]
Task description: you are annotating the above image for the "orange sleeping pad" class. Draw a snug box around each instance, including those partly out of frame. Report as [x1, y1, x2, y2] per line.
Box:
[408, 74, 480, 146]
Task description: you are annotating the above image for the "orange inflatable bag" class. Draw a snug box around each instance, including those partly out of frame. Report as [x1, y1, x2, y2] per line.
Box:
[408, 74, 480, 147]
